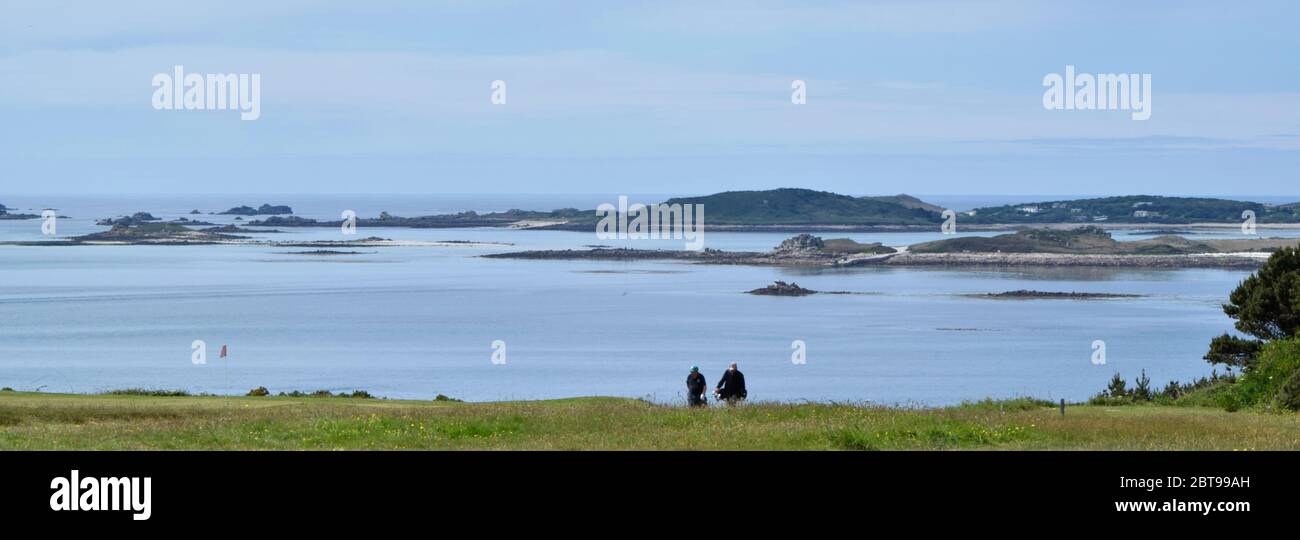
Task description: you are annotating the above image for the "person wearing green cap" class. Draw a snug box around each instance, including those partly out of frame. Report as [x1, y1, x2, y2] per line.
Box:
[686, 366, 708, 407]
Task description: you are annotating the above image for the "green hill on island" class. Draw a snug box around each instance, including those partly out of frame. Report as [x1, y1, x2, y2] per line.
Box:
[963, 195, 1300, 224]
[657, 188, 941, 225]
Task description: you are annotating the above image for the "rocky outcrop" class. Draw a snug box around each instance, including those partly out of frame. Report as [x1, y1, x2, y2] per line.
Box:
[243, 215, 318, 226]
[747, 281, 817, 296]
[96, 212, 160, 226]
[219, 204, 293, 216]
[771, 234, 826, 258]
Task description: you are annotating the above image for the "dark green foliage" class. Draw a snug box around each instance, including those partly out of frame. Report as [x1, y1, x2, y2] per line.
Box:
[1203, 247, 1300, 371]
[106, 389, 191, 397]
[434, 394, 462, 402]
[1204, 334, 1264, 370]
[1105, 372, 1127, 399]
[1091, 370, 1236, 405]
[276, 389, 375, 399]
[246, 386, 270, 397]
[1223, 247, 1300, 342]
[1278, 370, 1300, 411]
[1218, 338, 1300, 411]
[1132, 370, 1152, 401]
[1161, 380, 1182, 398]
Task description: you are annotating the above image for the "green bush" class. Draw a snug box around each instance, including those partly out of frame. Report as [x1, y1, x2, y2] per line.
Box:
[105, 388, 190, 397]
[1276, 370, 1300, 411]
[276, 389, 375, 399]
[1090, 370, 1236, 406]
[1220, 338, 1300, 411]
[1205, 247, 1300, 370]
[1173, 378, 1237, 408]
[246, 386, 270, 397]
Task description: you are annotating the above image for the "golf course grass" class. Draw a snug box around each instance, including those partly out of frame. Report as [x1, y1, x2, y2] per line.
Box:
[2, 391, 1299, 450]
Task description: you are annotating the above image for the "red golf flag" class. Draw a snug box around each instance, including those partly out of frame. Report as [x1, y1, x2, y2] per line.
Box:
[219, 345, 228, 358]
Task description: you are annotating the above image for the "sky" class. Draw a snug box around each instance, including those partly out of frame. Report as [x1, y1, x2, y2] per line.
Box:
[1, 0, 1298, 196]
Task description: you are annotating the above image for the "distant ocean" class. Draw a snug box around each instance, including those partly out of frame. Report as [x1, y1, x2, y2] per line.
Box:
[0, 194, 1289, 404]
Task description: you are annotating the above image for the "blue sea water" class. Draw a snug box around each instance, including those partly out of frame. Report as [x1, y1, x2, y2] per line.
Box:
[0, 194, 1289, 405]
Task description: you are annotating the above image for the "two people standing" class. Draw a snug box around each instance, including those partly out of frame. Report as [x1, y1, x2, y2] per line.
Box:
[685, 362, 747, 407]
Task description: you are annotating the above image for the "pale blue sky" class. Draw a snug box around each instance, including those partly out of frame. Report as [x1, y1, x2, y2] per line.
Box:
[2, 0, 1297, 196]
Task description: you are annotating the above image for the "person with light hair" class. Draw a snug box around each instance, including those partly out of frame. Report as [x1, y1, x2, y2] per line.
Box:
[715, 362, 747, 405]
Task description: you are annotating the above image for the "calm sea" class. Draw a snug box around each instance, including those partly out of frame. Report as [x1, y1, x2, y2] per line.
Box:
[1, 194, 1293, 405]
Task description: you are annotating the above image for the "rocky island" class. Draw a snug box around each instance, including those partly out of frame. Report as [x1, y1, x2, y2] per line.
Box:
[747, 281, 819, 296]
[486, 228, 1295, 269]
[219, 204, 294, 216]
[208, 189, 1300, 234]
[248, 208, 584, 229]
[71, 223, 246, 244]
[0, 223, 505, 248]
[894, 227, 1292, 268]
[0, 203, 40, 220]
[485, 234, 897, 267]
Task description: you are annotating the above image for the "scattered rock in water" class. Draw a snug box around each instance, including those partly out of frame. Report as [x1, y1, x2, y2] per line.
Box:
[748, 281, 818, 296]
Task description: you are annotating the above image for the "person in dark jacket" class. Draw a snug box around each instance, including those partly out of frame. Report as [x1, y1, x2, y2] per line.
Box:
[686, 366, 708, 407]
[715, 362, 747, 404]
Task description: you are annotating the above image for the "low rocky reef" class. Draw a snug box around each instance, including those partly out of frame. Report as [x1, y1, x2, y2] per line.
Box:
[97, 213, 217, 227]
[201, 225, 283, 234]
[970, 290, 1143, 300]
[247, 208, 582, 229]
[2, 222, 440, 248]
[909, 226, 1295, 256]
[888, 252, 1265, 269]
[278, 250, 373, 256]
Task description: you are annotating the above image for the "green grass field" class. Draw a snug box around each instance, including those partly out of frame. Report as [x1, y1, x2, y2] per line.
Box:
[2, 391, 1299, 450]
